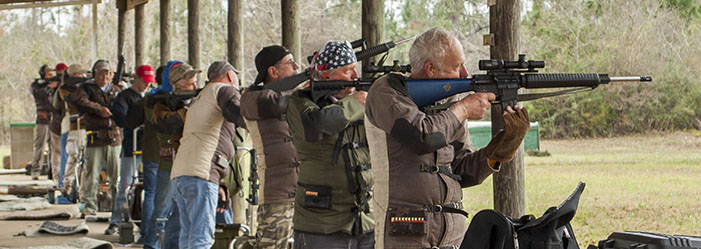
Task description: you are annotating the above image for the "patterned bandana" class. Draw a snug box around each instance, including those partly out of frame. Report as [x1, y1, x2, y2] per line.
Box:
[311, 41, 357, 72]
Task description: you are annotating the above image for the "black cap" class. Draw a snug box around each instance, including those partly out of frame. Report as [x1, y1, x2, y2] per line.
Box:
[254, 45, 292, 85]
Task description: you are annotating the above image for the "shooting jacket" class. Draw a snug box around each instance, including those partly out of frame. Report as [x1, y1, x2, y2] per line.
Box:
[112, 88, 143, 157]
[65, 80, 121, 147]
[170, 82, 245, 185]
[152, 92, 190, 171]
[126, 94, 161, 162]
[286, 89, 374, 236]
[364, 74, 496, 249]
[50, 90, 65, 135]
[240, 86, 298, 205]
[30, 78, 56, 124]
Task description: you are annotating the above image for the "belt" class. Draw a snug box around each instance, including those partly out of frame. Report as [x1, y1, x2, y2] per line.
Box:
[425, 202, 468, 217]
[420, 164, 462, 181]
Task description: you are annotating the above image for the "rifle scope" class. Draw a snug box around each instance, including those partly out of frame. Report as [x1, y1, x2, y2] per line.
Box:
[479, 54, 545, 71]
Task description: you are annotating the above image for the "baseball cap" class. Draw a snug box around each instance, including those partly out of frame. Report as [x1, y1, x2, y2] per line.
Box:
[93, 60, 111, 72]
[136, 65, 156, 83]
[207, 61, 239, 81]
[67, 64, 89, 75]
[55, 63, 68, 72]
[254, 45, 292, 84]
[169, 63, 202, 85]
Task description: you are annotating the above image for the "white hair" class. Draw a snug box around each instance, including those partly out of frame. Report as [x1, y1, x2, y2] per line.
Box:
[409, 27, 461, 75]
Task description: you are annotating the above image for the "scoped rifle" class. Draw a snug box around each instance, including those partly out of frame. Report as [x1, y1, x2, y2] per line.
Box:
[264, 36, 415, 93]
[407, 54, 652, 109]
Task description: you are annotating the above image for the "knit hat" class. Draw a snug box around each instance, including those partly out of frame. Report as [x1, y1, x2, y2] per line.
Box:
[311, 41, 357, 72]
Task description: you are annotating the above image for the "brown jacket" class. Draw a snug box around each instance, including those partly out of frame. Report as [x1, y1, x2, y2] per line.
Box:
[240, 86, 298, 205]
[65, 80, 122, 147]
[365, 74, 496, 249]
[30, 79, 56, 124]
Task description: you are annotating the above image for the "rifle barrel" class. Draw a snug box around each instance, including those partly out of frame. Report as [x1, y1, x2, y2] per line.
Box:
[610, 76, 652, 82]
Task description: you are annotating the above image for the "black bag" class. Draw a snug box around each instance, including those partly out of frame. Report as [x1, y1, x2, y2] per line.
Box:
[462, 182, 586, 249]
[589, 231, 701, 249]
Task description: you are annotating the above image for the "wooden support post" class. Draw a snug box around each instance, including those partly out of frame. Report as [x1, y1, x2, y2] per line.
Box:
[134, 3, 145, 67]
[489, 0, 526, 218]
[361, 0, 384, 78]
[281, 0, 300, 64]
[159, 0, 170, 66]
[91, 0, 98, 61]
[228, 0, 244, 86]
[117, 0, 126, 59]
[188, 0, 200, 71]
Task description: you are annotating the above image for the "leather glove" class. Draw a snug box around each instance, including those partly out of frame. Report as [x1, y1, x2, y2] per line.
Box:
[217, 184, 231, 212]
[484, 107, 531, 162]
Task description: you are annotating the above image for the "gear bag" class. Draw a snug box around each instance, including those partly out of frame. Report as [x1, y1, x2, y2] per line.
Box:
[462, 182, 586, 249]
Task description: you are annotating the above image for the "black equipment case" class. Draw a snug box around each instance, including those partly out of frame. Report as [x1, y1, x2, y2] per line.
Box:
[590, 232, 701, 249]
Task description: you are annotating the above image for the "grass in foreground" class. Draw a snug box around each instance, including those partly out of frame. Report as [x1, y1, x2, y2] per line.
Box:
[462, 131, 701, 247]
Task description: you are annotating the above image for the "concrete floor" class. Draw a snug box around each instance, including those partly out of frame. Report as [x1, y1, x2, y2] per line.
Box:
[0, 173, 135, 249]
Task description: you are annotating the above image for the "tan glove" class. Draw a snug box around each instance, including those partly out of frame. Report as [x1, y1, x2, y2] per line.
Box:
[484, 107, 531, 163]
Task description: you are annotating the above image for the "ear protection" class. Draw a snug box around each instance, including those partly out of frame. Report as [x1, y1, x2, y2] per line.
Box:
[39, 65, 48, 78]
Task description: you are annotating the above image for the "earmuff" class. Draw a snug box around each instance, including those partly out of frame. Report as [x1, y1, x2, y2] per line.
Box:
[39, 65, 48, 78]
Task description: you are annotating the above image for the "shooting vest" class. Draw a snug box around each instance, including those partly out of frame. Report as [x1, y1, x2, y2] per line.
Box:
[286, 89, 374, 236]
[241, 86, 299, 205]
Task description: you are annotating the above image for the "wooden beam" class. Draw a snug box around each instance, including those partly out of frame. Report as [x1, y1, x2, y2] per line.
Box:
[159, 0, 170, 65]
[490, 0, 525, 218]
[0, 0, 99, 11]
[188, 0, 200, 71]
[361, 0, 384, 78]
[227, 0, 243, 86]
[134, 3, 145, 66]
[281, 0, 300, 64]
[0, 0, 50, 5]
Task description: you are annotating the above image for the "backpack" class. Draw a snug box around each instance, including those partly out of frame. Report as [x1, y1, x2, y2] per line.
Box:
[461, 182, 586, 249]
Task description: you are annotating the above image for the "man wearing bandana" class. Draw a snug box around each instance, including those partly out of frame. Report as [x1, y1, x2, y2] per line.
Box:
[286, 41, 374, 248]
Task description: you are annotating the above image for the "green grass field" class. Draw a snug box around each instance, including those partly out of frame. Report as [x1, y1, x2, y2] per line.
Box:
[462, 131, 701, 246]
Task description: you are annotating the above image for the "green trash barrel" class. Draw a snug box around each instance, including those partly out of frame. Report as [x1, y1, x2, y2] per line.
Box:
[467, 121, 539, 151]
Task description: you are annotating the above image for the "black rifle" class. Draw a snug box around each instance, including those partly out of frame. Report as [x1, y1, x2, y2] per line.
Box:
[264, 36, 415, 93]
[112, 55, 126, 86]
[407, 54, 652, 110]
[246, 149, 258, 206]
[309, 79, 374, 100]
[306, 38, 368, 64]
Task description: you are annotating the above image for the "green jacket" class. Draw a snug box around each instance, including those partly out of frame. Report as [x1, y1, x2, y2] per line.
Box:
[286, 89, 374, 236]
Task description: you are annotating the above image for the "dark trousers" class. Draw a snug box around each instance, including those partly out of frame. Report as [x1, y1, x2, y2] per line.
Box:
[293, 230, 375, 249]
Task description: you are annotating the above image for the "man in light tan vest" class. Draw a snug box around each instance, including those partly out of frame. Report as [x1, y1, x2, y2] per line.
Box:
[170, 61, 245, 248]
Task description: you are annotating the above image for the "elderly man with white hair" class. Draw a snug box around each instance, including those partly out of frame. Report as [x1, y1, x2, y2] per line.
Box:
[364, 27, 531, 248]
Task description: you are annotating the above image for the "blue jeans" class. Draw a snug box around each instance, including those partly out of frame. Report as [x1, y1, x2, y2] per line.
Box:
[172, 176, 218, 249]
[141, 160, 158, 242]
[144, 169, 180, 249]
[58, 132, 68, 188]
[110, 155, 142, 225]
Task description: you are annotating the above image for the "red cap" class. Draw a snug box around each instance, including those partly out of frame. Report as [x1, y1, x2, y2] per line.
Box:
[136, 65, 156, 83]
[55, 63, 68, 71]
